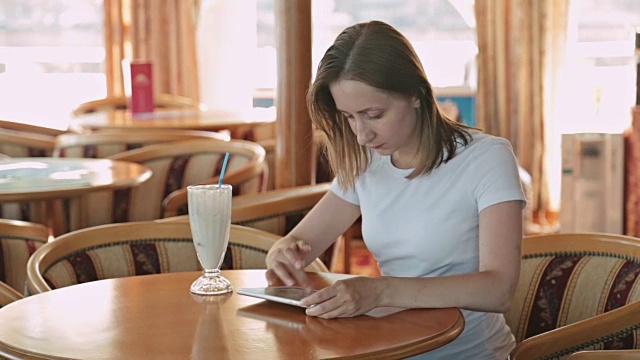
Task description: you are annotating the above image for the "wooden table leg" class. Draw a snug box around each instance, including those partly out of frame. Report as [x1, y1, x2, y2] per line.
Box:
[343, 233, 351, 274]
[44, 200, 62, 239]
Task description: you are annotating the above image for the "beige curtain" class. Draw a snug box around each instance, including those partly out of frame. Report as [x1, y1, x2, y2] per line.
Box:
[626, 108, 640, 236]
[474, 0, 570, 224]
[103, 0, 200, 101]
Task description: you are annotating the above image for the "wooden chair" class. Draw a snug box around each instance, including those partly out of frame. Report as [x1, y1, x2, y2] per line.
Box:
[0, 219, 49, 294]
[507, 233, 640, 360]
[26, 221, 328, 294]
[231, 182, 331, 234]
[567, 350, 640, 359]
[0, 128, 55, 158]
[71, 93, 207, 117]
[53, 129, 229, 158]
[231, 182, 342, 270]
[0, 119, 67, 137]
[150, 140, 268, 218]
[0, 280, 22, 308]
[160, 183, 341, 270]
[62, 139, 266, 231]
[0, 131, 56, 223]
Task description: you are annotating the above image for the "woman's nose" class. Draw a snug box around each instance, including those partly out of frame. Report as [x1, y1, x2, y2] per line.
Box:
[355, 119, 374, 145]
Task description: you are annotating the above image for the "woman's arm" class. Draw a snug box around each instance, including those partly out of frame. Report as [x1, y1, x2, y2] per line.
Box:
[302, 200, 523, 318]
[266, 191, 361, 288]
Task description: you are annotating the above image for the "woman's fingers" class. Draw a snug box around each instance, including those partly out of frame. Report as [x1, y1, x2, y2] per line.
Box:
[264, 268, 280, 286]
[267, 260, 311, 288]
[282, 241, 310, 269]
[266, 239, 313, 288]
[303, 279, 378, 318]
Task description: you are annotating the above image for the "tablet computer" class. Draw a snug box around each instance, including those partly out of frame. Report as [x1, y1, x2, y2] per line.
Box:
[236, 286, 316, 308]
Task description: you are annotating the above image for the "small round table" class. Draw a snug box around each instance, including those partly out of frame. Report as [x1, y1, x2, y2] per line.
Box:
[0, 270, 464, 359]
[0, 157, 151, 202]
[69, 107, 276, 139]
[0, 157, 152, 235]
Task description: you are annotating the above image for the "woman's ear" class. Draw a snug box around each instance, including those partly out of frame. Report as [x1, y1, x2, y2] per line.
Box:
[412, 96, 420, 108]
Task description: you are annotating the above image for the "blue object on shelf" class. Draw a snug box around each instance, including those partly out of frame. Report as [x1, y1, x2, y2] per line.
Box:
[436, 95, 476, 127]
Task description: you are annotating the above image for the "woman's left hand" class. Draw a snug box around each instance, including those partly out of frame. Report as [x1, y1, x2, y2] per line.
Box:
[300, 277, 383, 319]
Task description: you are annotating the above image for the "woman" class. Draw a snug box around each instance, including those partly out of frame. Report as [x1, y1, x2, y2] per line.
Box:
[265, 20, 526, 359]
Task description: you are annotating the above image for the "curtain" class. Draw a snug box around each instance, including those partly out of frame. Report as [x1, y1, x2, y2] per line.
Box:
[103, 0, 201, 101]
[474, 0, 570, 226]
[626, 108, 640, 236]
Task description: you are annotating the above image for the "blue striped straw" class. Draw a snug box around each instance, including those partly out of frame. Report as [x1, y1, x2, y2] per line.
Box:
[218, 152, 230, 186]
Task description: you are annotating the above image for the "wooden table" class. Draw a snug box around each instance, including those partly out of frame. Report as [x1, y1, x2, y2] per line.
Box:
[0, 157, 152, 234]
[69, 107, 276, 139]
[0, 270, 464, 359]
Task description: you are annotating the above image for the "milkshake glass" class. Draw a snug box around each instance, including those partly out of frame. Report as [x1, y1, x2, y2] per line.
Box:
[187, 184, 233, 295]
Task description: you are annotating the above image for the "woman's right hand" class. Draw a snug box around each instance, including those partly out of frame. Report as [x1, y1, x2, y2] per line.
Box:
[265, 239, 313, 290]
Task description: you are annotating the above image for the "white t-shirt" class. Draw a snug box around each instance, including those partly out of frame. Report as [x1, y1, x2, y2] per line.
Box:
[330, 132, 526, 360]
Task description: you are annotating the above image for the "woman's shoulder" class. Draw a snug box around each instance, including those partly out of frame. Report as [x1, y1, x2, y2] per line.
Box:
[466, 132, 515, 152]
[451, 132, 517, 165]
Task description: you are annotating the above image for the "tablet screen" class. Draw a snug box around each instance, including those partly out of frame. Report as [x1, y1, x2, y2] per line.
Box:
[237, 286, 315, 308]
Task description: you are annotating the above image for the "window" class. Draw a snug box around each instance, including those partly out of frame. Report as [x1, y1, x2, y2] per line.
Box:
[0, 0, 105, 130]
[560, 0, 640, 134]
[256, 0, 476, 87]
[548, 0, 640, 210]
[254, 0, 477, 123]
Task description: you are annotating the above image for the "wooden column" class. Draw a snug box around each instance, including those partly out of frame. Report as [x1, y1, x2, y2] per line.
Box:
[103, 0, 127, 97]
[274, 0, 313, 189]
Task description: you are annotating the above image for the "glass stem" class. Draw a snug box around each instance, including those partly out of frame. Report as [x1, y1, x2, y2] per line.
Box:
[203, 269, 221, 278]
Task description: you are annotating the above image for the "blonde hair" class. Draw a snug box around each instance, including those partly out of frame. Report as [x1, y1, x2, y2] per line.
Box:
[307, 21, 473, 190]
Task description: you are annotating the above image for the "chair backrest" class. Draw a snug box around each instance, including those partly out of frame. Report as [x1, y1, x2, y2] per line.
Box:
[0, 119, 67, 137]
[231, 182, 330, 235]
[161, 162, 270, 218]
[567, 350, 640, 359]
[64, 139, 266, 231]
[508, 232, 640, 360]
[26, 221, 327, 294]
[0, 219, 49, 294]
[137, 139, 269, 219]
[0, 130, 57, 222]
[53, 129, 229, 158]
[0, 128, 55, 158]
[71, 94, 207, 117]
[0, 280, 22, 308]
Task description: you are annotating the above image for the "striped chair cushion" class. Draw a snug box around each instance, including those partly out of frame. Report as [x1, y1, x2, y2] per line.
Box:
[172, 167, 268, 217]
[506, 252, 640, 352]
[42, 239, 270, 290]
[235, 212, 309, 238]
[233, 209, 340, 267]
[0, 235, 45, 293]
[0, 202, 43, 223]
[57, 143, 144, 158]
[72, 152, 254, 231]
[0, 145, 51, 158]
[0, 280, 21, 308]
[0, 145, 52, 222]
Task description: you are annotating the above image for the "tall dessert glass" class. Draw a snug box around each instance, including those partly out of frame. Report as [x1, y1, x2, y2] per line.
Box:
[187, 184, 233, 295]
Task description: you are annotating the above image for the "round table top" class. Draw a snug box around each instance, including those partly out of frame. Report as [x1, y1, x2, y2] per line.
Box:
[69, 107, 276, 132]
[0, 270, 464, 359]
[0, 157, 152, 202]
